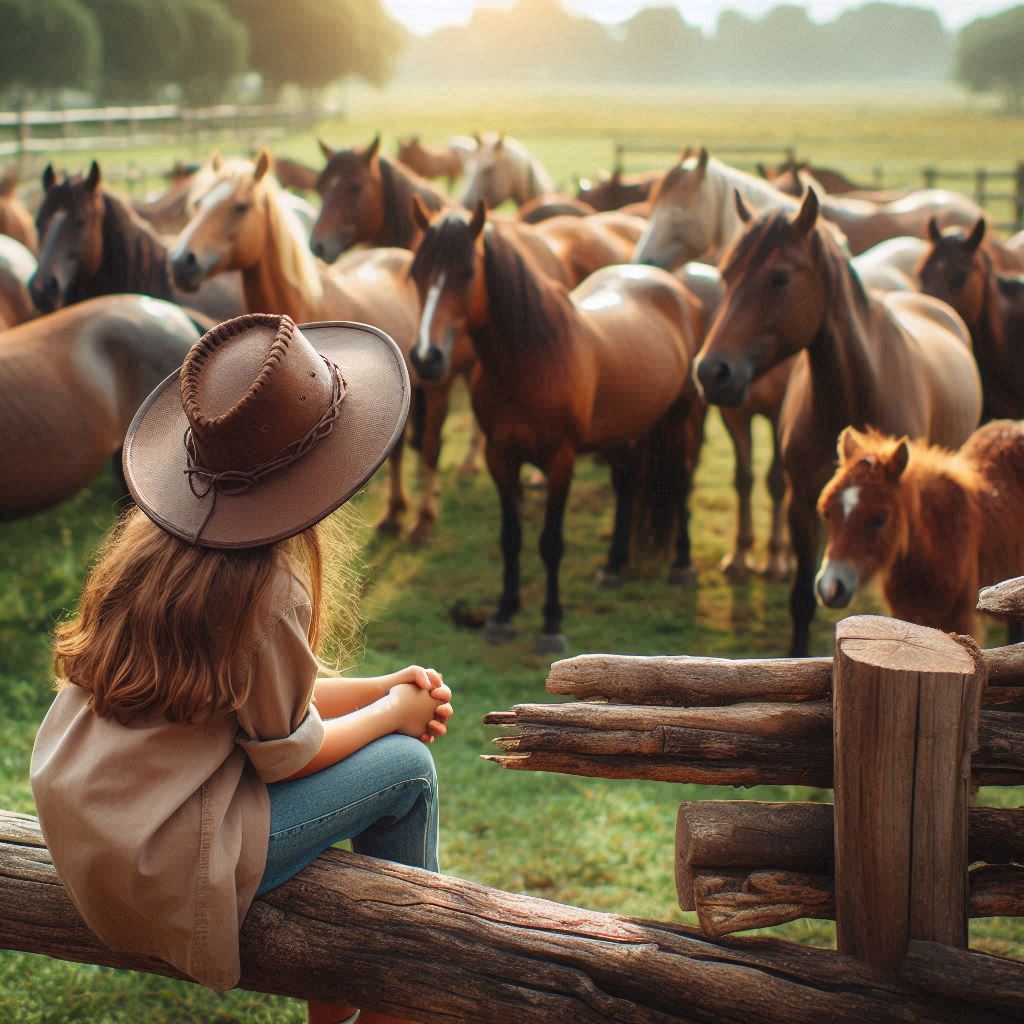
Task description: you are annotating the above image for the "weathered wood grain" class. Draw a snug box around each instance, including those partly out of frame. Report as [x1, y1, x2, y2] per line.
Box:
[901, 941, 1024, 1017]
[978, 577, 1024, 619]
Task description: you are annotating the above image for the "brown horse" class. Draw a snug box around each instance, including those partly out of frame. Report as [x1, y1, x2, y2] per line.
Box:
[410, 202, 705, 650]
[273, 155, 320, 193]
[0, 170, 38, 253]
[577, 167, 658, 212]
[0, 236, 36, 329]
[695, 190, 982, 656]
[169, 151, 454, 543]
[518, 195, 596, 223]
[918, 217, 1024, 421]
[396, 135, 465, 189]
[816, 422, 1024, 641]
[0, 294, 201, 519]
[31, 161, 243, 321]
[758, 161, 911, 204]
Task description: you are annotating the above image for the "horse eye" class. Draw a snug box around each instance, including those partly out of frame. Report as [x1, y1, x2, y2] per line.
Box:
[348, 183, 362, 196]
[951, 274, 968, 290]
[233, 202, 250, 215]
[770, 270, 790, 289]
[869, 513, 887, 529]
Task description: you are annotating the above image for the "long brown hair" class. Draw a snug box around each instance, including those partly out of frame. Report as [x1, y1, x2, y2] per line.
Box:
[53, 506, 361, 724]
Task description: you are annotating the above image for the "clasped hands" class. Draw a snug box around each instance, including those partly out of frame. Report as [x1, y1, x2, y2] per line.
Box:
[381, 665, 453, 745]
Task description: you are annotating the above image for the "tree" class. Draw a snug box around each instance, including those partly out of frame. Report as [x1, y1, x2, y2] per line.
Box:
[0, 0, 100, 97]
[223, 0, 403, 93]
[616, 7, 705, 82]
[956, 6, 1024, 114]
[174, 0, 248, 104]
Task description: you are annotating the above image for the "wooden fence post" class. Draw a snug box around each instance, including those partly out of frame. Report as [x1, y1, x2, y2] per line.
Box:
[1015, 163, 1024, 230]
[922, 167, 937, 190]
[833, 616, 983, 975]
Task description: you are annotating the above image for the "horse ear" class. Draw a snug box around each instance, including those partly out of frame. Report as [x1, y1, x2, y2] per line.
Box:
[927, 215, 942, 244]
[86, 160, 101, 192]
[696, 148, 709, 179]
[410, 193, 432, 233]
[611, 166, 621, 185]
[318, 138, 335, 161]
[468, 198, 487, 238]
[365, 133, 381, 164]
[679, 146, 693, 165]
[839, 426, 863, 463]
[734, 189, 752, 224]
[254, 149, 272, 182]
[42, 163, 56, 191]
[886, 438, 910, 480]
[793, 187, 819, 236]
[966, 217, 986, 253]
[495, 132, 505, 150]
[756, 162, 768, 180]
[472, 131, 482, 148]
[210, 150, 222, 172]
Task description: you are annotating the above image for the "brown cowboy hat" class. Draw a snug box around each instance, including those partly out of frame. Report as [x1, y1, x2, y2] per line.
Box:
[123, 313, 409, 549]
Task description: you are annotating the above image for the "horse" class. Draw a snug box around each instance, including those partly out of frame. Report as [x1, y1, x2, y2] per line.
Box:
[409, 201, 706, 650]
[273, 155, 320, 193]
[918, 217, 1024, 421]
[518, 195, 596, 223]
[850, 236, 928, 292]
[694, 189, 982, 657]
[576, 167, 658, 212]
[816, 422, 1024, 642]
[758, 161, 912, 204]
[396, 135, 465, 189]
[0, 236, 36, 329]
[460, 132, 555, 209]
[31, 161, 244, 322]
[0, 294, 201, 520]
[168, 151, 453, 543]
[0, 170, 38, 253]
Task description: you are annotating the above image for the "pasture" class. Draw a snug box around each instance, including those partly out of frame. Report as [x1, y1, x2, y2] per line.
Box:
[2, 84, 1023, 1020]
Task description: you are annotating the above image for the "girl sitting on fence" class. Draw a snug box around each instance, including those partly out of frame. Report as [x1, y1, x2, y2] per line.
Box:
[30, 313, 452, 1024]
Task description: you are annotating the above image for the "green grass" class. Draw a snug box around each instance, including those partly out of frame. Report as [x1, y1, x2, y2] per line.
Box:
[3, 85, 1023, 1019]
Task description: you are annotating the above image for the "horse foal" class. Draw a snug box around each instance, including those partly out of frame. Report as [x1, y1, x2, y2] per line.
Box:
[816, 422, 1024, 641]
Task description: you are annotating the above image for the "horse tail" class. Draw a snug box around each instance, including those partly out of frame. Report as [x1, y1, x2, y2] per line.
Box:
[408, 385, 426, 453]
[631, 395, 705, 554]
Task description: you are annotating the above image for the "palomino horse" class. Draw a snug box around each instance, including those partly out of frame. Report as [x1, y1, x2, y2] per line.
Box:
[816, 423, 1024, 642]
[31, 162, 243, 322]
[168, 151, 450, 543]
[460, 133, 555, 209]
[410, 202, 705, 650]
[0, 236, 36, 329]
[577, 168, 658, 212]
[0, 171, 38, 253]
[695, 190, 982, 657]
[0, 294, 201, 519]
[396, 135, 466, 188]
[918, 217, 1024, 420]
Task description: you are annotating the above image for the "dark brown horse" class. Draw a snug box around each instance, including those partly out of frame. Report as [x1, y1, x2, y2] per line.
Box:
[817, 422, 1024, 642]
[30, 162, 243, 321]
[918, 217, 1024, 421]
[518, 194, 596, 223]
[0, 294, 201, 519]
[576, 167, 658, 211]
[758, 161, 911, 203]
[396, 135, 465, 189]
[695, 190, 982, 656]
[410, 202, 705, 650]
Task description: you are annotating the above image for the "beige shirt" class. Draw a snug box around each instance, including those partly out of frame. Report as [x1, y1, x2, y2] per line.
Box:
[30, 568, 325, 991]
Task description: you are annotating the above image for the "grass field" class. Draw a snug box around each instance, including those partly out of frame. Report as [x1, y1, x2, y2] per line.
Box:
[2, 84, 1022, 1021]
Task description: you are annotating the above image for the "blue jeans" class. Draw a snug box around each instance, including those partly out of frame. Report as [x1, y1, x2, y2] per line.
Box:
[257, 734, 439, 897]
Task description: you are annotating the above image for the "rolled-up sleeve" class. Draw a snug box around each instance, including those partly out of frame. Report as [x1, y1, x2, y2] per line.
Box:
[236, 602, 325, 783]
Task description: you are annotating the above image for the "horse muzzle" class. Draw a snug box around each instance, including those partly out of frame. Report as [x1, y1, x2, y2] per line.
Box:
[815, 559, 859, 609]
[694, 354, 751, 407]
[170, 250, 216, 292]
[28, 270, 65, 314]
[310, 230, 353, 264]
[410, 342, 449, 383]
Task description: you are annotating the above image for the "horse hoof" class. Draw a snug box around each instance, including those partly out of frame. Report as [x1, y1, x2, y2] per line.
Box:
[669, 566, 699, 587]
[761, 561, 792, 584]
[596, 569, 622, 589]
[457, 461, 480, 478]
[408, 519, 435, 546]
[535, 632, 569, 654]
[376, 517, 403, 537]
[718, 552, 753, 582]
[484, 619, 517, 644]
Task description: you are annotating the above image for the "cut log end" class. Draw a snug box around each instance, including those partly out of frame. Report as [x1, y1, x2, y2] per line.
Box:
[836, 615, 977, 674]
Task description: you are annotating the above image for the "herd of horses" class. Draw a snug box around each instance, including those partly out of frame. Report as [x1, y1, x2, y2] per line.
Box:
[2, 129, 1023, 657]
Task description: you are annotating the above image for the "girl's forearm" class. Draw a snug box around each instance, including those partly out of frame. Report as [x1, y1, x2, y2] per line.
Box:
[312, 675, 391, 718]
[285, 698, 399, 781]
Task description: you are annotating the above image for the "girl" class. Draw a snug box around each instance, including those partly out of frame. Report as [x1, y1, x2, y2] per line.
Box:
[31, 313, 451, 1024]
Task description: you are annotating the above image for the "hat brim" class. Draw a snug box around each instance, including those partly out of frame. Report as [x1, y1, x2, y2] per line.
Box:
[122, 321, 410, 549]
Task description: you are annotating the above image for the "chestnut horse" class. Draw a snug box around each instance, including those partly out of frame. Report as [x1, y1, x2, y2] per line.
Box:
[410, 203, 705, 650]
[460, 133, 555, 209]
[0, 294, 201, 519]
[396, 135, 465, 189]
[168, 151, 451, 543]
[817, 422, 1024, 642]
[0, 236, 36, 329]
[758, 161, 911, 204]
[918, 217, 1024, 420]
[0, 170, 38, 253]
[695, 190, 982, 656]
[577, 167, 658, 212]
[31, 162, 243, 322]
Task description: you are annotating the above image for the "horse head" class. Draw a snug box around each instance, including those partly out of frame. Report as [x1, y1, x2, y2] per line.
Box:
[917, 217, 987, 324]
[694, 188, 830, 407]
[408, 198, 487, 382]
[311, 134, 384, 262]
[459, 132, 516, 209]
[169, 151, 274, 291]
[815, 426, 911, 608]
[633, 148, 712, 269]
[30, 161, 104, 312]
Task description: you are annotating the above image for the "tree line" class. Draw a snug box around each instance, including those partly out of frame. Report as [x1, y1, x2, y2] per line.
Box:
[0, 0, 401, 105]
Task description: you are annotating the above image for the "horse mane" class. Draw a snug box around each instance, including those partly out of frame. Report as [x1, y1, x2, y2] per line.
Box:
[97, 189, 174, 300]
[378, 155, 445, 246]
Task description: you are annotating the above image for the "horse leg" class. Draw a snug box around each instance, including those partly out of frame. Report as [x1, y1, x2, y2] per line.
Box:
[718, 407, 756, 581]
[484, 442, 523, 643]
[537, 445, 575, 652]
[763, 424, 792, 582]
[409, 388, 450, 545]
[376, 431, 409, 536]
[787, 493, 820, 658]
[457, 370, 483, 477]
[668, 401, 701, 587]
[597, 456, 635, 588]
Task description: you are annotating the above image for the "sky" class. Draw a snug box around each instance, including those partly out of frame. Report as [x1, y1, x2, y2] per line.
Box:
[382, 1, 1018, 35]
